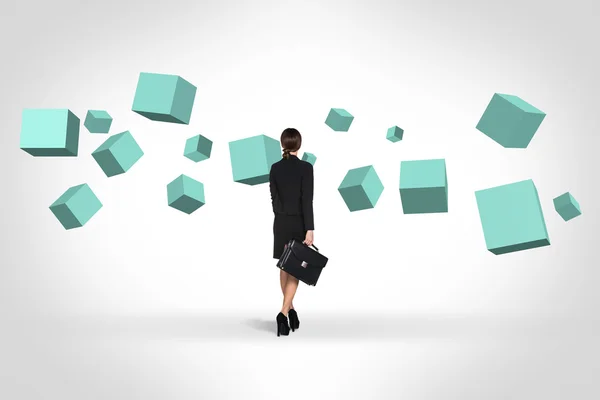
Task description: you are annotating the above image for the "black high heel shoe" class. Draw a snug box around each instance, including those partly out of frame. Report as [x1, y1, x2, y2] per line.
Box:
[276, 312, 290, 337]
[288, 309, 300, 332]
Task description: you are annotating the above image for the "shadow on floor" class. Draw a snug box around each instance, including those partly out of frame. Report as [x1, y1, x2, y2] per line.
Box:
[245, 318, 274, 334]
[39, 312, 599, 342]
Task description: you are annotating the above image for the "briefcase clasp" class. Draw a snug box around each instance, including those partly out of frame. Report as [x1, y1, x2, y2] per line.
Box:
[301, 261, 308, 268]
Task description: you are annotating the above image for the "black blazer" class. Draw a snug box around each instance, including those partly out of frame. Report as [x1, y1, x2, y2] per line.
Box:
[269, 154, 314, 231]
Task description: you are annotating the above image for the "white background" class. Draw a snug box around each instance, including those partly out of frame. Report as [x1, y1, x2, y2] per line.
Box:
[1, 0, 598, 399]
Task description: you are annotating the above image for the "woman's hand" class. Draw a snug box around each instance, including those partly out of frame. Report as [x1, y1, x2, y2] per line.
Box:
[303, 230, 314, 246]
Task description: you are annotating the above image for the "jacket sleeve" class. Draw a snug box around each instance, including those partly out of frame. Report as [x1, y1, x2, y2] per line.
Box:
[269, 166, 277, 212]
[301, 163, 314, 230]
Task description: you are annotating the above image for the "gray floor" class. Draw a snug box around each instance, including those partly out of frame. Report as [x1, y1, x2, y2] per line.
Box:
[2, 311, 598, 399]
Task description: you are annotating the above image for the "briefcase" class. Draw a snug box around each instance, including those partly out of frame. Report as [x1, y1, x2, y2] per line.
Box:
[276, 239, 328, 286]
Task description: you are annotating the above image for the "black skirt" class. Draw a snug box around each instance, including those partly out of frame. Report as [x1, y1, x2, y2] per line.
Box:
[273, 214, 306, 259]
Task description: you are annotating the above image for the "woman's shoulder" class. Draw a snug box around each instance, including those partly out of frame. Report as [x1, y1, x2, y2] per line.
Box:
[270, 158, 283, 170]
[299, 159, 313, 171]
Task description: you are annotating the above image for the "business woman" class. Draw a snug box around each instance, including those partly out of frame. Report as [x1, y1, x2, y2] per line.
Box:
[269, 128, 314, 337]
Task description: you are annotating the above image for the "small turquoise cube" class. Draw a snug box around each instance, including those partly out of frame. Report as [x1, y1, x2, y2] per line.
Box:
[399, 159, 448, 214]
[184, 134, 213, 162]
[475, 179, 550, 255]
[553, 192, 582, 221]
[132, 72, 197, 124]
[229, 134, 281, 185]
[476, 93, 546, 148]
[92, 131, 144, 177]
[338, 165, 384, 212]
[386, 126, 404, 142]
[20, 109, 80, 156]
[49, 183, 102, 230]
[167, 174, 205, 214]
[84, 110, 113, 134]
[325, 108, 354, 132]
[302, 152, 317, 165]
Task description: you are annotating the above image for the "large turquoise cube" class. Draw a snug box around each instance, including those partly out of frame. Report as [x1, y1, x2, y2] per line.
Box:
[476, 93, 546, 148]
[553, 192, 582, 221]
[325, 108, 354, 132]
[399, 159, 448, 214]
[92, 131, 144, 177]
[302, 152, 317, 165]
[475, 179, 550, 255]
[132, 72, 197, 124]
[49, 183, 102, 230]
[338, 165, 384, 212]
[386, 126, 404, 142]
[20, 109, 80, 156]
[184, 134, 213, 162]
[84, 110, 113, 134]
[167, 174, 205, 214]
[228, 134, 281, 185]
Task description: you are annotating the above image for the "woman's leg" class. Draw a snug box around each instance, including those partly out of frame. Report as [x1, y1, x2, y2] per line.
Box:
[280, 270, 294, 310]
[281, 274, 299, 315]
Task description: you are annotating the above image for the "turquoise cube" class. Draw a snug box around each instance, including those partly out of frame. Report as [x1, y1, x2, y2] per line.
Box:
[302, 152, 317, 165]
[476, 93, 546, 148]
[132, 72, 197, 124]
[399, 159, 448, 214]
[338, 165, 384, 212]
[20, 109, 80, 156]
[167, 174, 205, 214]
[553, 192, 582, 221]
[84, 110, 113, 134]
[228, 134, 281, 185]
[325, 108, 354, 132]
[386, 126, 404, 142]
[475, 179, 550, 255]
[184, 134, 213, 162]
[49, 183, 102, 230]
[92, 131, 144, 177]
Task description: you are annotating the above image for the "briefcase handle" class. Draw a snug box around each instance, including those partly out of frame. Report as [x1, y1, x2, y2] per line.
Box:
[292, 239, 319, 252]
